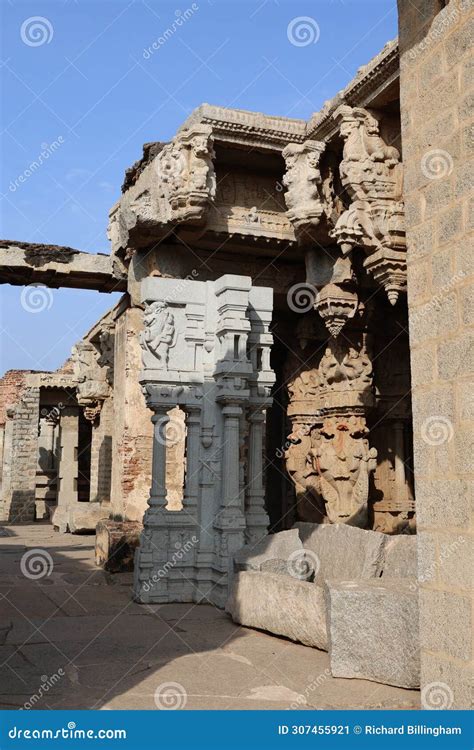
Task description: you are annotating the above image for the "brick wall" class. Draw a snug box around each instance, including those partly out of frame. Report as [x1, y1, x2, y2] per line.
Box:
[0, 370, 32, 425]
[398, 0, 473, 709]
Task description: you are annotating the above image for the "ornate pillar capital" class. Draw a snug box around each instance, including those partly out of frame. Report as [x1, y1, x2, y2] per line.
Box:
[282, 139, 327, 240]
[330, 105, 407, 304]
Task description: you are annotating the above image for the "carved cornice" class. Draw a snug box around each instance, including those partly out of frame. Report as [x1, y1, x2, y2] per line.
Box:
[305, 39, 399, 142]
[180, 104, 307, 151]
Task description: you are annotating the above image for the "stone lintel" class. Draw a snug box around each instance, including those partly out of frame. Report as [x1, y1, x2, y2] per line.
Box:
[0, 242, 126, 293]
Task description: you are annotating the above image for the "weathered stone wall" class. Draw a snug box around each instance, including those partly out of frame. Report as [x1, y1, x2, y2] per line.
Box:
[1, 386, 40, 522]
[89, 395, 113, 503]
[110, 305, 153, 522]
[398, 0, 473, 708]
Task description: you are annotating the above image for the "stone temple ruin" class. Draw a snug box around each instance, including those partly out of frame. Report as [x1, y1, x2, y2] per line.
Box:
[0, 1, 472, 707]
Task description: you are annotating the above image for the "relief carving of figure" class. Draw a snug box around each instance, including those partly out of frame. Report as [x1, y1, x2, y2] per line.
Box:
[282, 140, 326, 235]
[331, 105, 406, 304]
[190, 133, 216, 198]
[141, 301, 176, 369]
[319, 342, 372, 391]
[309, 416, 377, 526]
[71, 342, 98, 382]
[287, 368, 320, 401]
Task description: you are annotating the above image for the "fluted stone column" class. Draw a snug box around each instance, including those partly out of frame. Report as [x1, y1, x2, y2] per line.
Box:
[246, 409, 268, 544]
[220, 405, 243, 515]
[149, 409, 170, 510]
[183, 407, 200, 511]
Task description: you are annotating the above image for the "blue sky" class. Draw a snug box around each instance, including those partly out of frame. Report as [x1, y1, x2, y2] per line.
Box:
[1, 0, 398, 374]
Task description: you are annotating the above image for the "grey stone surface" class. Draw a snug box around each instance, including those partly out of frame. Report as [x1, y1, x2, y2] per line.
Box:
[68, 504, 110, 534]
[260, 559, 294, 577]
[381, 535, 417, 578]
[233, 529, 302, 572]
[325, 578, 420, 689]
[226, 571, 328, 650]
[294, 522, 387, 585]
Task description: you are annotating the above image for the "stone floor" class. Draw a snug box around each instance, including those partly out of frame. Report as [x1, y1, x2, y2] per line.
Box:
[0, 523, 420, 710]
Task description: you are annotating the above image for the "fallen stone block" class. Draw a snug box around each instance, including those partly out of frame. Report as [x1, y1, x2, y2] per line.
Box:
[233, 529, 302, 572]
[381, 535, 417, 578]
[68, 504, 110, 534]
[50, 504, 68, 533]
[325, 578, 419, 688]
[226, 571, 328, 650]
[95, 520, 142, 572]
[294, 522, 386, 585]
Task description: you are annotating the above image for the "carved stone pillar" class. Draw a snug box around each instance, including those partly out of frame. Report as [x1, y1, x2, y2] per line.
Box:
[220, 404, 244, 519]
[183, 407, 200, 511]
[134, 273, 275, 607]
[55, 407, 79, 532]
[149, 409, 170, 510]
[245, 409, 268, 545]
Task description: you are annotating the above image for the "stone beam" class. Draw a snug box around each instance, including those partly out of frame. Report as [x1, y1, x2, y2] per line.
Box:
[0, 241, 127, 293]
